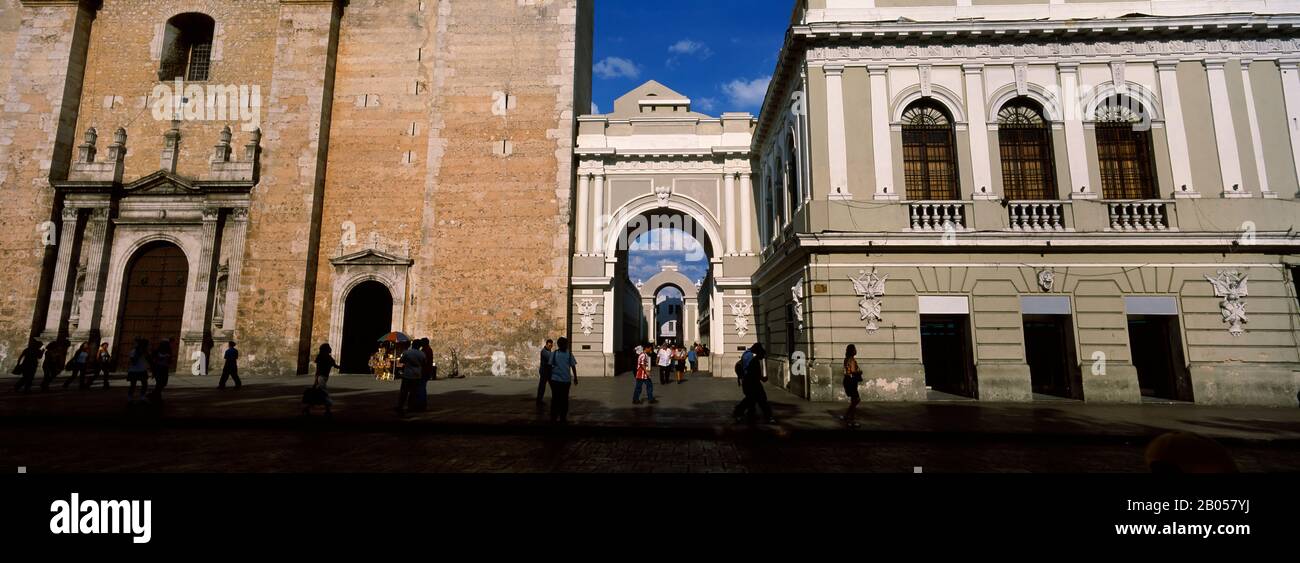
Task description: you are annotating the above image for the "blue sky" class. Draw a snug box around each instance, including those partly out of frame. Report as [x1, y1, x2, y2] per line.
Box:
[597, 1, 791, 283]
[590, 0, 792, 116]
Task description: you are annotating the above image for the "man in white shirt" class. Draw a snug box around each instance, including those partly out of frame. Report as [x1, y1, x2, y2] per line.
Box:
[657, 343, 673, 385]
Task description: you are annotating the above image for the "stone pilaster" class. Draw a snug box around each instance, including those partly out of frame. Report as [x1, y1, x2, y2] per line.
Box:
[220, 208, 250, 335]
[70, 206, 111, 343]
[40, 207, 81, 340]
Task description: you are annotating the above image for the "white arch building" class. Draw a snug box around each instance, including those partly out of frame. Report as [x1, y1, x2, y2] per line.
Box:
[570, 81, 760, 376]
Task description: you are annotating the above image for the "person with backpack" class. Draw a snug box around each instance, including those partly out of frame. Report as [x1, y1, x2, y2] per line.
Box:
[632, 342, 657, 405]
[547, 337, 578, 423]
[62, 342, 90, 389]
[11, 338, 43, 393]
[841, 344, 863, 428]
[732, 343, 775, 424]
[38, 337, 69, 391]
[687, 344, 699, 377]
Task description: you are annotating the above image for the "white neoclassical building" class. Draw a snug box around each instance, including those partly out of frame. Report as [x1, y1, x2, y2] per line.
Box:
[570, 81, 759, 375]
[751, 0, 1300, 406]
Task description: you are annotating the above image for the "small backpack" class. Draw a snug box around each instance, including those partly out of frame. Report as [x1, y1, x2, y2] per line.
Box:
[734, 358, 746, 380]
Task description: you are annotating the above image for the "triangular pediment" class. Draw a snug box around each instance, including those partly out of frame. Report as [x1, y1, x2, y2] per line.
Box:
[122, 170, 202, 195]
[330, 248, 413, 267]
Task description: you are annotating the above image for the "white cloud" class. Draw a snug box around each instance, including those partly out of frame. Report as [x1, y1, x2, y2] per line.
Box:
[721, 76, 772, 109]
[668, 39, 712, 58]
[696, 97, 718, 112]
[591, 102, 600, 114]
[593, 56, 640, 80]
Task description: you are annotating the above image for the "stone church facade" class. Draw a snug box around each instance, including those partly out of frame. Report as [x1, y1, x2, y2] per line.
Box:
[0, 0, 593, 376]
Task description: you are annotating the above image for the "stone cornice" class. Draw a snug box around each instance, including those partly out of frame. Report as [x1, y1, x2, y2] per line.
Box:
[18, 0, 99, 8]
[795, 13, 1300, 40]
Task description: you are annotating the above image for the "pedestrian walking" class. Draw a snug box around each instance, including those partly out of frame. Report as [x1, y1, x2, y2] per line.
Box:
[219, 341, 242, 389]
[688, 343, 698, 377]
[536, 339, 554, 405]
[411, 338, 435, 411]
[147, 339, 172, 404]
[62, 342, 90, 388]
[125, 338, 150, 401]
[841, 344, 863, 428]
[547, 336, 578, 423]
[303, 343, 336, 416]
[11, 338, 43, 393]
[85, 342, 112, 389]
[732, 343, 775, 424]
[673, 345, 687, 383]
[39, 337, 69, 391]
[657, 343, 672, 385]
[632, 343, 657, 405]
[395, 342, 425, 416]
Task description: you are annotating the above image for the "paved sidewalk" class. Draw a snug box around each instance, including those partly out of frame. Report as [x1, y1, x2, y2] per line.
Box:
[5, 373, 1300, 445]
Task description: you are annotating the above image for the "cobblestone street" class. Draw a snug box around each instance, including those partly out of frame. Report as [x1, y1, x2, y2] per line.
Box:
[4, 374, 1299, 473]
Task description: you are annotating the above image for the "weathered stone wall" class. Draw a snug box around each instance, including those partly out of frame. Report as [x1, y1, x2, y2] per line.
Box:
[405, 0, 583, 376]
[0, 0, 95, 369]
[0, 0, 589, 377]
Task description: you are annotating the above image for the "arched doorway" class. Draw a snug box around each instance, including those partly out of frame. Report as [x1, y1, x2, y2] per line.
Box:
[653, 285, 684, 345]
[340, 280, 393, 373]
[116, 242, 188, 370]
[610, 216, 714, 373]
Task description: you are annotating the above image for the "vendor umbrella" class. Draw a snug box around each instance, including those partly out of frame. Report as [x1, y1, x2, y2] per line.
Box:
[377, 331, 411, 344]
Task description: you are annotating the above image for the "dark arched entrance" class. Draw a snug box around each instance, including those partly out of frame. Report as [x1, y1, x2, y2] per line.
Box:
[116, 242, 188, 370]
[340, 280, 393, 373]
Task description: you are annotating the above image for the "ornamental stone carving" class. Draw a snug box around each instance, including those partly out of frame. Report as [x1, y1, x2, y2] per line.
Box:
[578, 298, 598, 335]
[730, 298, 752, 338]
[1205, 270, 1249, 336]
[849, 271, 888, 334]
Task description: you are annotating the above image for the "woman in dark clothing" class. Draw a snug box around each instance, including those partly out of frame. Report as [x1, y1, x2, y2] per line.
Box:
[126, 338, 150, 401]
[841, 344, 863, 428]
[305, 343, 336, 416]
[12, 338, 43, 393]
[146, 339, 172, 403]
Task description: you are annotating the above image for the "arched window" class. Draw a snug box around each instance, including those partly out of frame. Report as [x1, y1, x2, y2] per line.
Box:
[772, 161, 786, 230]
[997, 99, 1056, 200]
[901, 100, 959, 200]
[785, 131, 800, 213]
[158, 13, 215, 81]
[1094, 96, 1158, 200]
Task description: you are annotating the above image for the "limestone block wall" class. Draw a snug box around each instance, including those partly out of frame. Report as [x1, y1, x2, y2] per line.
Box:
[409, 0, 587, 377]
[0, 0, 95, 369]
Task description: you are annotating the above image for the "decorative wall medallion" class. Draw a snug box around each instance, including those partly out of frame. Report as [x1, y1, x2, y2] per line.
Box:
[1205, 270, 1249, 336]
[578, 298, 598, 335]
[791, 279, 804, 332]
[849, 270, 888, 334]
[654, 184, 672, 204]
[730, 298, 752, 338]
[1037, 269, 1055, 293]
